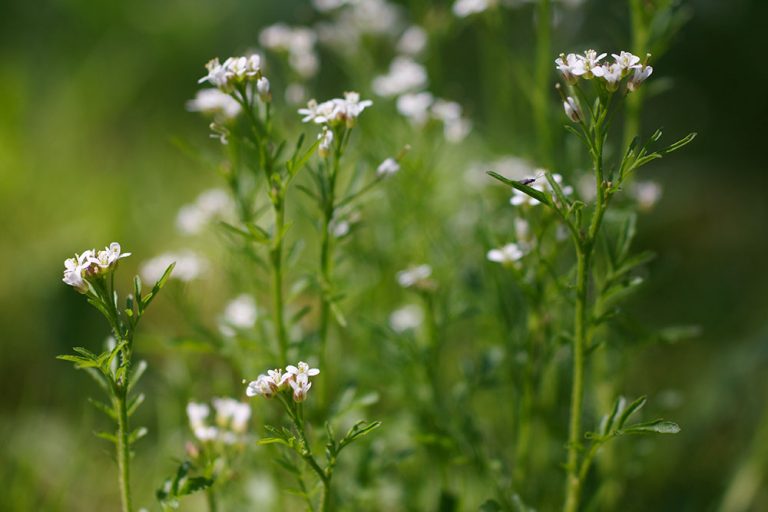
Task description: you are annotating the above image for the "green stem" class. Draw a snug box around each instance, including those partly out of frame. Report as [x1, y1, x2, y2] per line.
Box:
[206, 487, 218, 512]
[114, 384, 133, 512]
[624, 0, 649, 151]
[534, 0, 553, 166]
[271, 198, 289, 366]
[564, 248, 589, 512]
[318, 152, 338, 403]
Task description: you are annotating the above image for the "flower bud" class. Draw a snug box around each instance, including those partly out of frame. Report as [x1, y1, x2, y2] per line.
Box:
[563, 96, 583, 123]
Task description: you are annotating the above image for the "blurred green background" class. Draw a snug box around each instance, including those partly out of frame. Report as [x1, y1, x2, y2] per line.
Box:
[1, 0, 767, 510]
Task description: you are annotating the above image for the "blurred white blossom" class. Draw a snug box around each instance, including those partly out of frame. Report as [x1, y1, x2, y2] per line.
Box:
[260, 24, 319, 78]
[186, 89, 241, 121]
[397, 26, 428, 55]
[376, 157, 400, 177]
[140, 251, 207, 283]
[487, 243, 525, 265]
[176, 188, 234, 235]
[299, 92, 373, 127]
[396, 264, 433, 289]
[630, 180, 663, 211]
[389, 304, 423, 332]
[219, 294, 258, 337]
[372, 57, 428, 97]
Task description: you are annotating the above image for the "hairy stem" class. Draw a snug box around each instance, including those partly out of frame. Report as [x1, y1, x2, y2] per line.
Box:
[114, 384, 133, 512]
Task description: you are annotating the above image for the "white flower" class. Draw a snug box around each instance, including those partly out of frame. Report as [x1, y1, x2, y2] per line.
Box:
[514, 218, 530, 242]
[257, 77, 271, 102]
[487, 243, 525, 265]
[246, 369, 289, 398]
[186, 402, 210, 431]
[612, 51, 641, 72]
[396, 264, 432, 288]
[376, 158, 400, 177]
[396, 92, 434, 125]
[176, 188, 233, 235]
[318, 126, 334, 157]
[431, 99, 471, 142]
[453, 0, 493, 18]
[298, 92, 372, 127]
[140, 250, 207, 283]
[555, 53, 581, 83]
[397, 26, 428, 55]
[630, 180, 662, 211]
[627, 64, 653, 92]
[212, 397, 251, 433]
[186, 88, 241, 121]
[389, 304, 423, 333]
[198, 55, 263, 92]
[372, 57, 428, 97]
[563, 96, 582, 122]
[286, 361, 320, 380]
[219, 294, 258, 336]
[63, 243, 130, 292]
[285, 83, 306, 105]
[289, 377, 312, 403]
[601, 63, 623, 91]
[194, 426, 219, 442]
[582, 49, 607, 77]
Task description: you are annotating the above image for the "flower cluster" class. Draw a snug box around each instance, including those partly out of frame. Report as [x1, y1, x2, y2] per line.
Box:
[555, 50, 653, 92]
[246, 361, 320, 403]
[198, 55, 267, 95]
[298, 92, 373, 128]
[62, 243, 131, 293]
[187, 398, 251, 445]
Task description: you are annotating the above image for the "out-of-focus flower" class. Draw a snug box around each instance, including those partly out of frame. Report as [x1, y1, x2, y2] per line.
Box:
[376, 158, 400, 177]
[487, 243, 525, 265]
[219, 294, 258, 337]
[260, 24, 319, 79]
[140, 250, 207, 283]
[431, 99, 471, 142]
[453, 0, 495, 18]
[396, 264, 433, 289]
[630, 180, 662, 211]
[389, 304, 423, 332]
[186, 88, 242, 121]
[372, 57, 428, 97]
[212, 397, 252, 434]
[397, 26, 428, 55]
[177, 188, 234, 235]
[188, 399, 250, 445]
[318, 126, 334, 157]
[257, 77, 271, 102]
[396, 92, 434, 126]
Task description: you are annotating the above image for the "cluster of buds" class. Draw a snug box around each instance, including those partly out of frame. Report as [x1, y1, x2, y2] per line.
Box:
[246, 361, 320, 403]
[298, 91, 373, 128]
[198, 55, 269, 98]
[186, 398, 251, 445]
[62, 243, 131, 293]
[556, 50, 653, 93]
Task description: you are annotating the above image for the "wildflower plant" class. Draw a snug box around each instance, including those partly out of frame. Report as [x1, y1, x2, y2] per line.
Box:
[246, 362, 381, 511]
[58, 243, 174, 512]
[490, 49, 695, 511]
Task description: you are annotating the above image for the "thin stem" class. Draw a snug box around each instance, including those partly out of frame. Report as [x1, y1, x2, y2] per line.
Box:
[206, 487, 218, 512]
[318, 152, 339, 404]
[624, 0, 649, 150]
[114, 383, 133, 512]
[564, 248, 589, 512]
[534, 0, 553, 166]
[271, 198, 289, 366]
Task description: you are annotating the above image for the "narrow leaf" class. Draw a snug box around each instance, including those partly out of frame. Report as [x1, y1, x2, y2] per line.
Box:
[621, 419, 681, 435]
[617, 395, 647, 430]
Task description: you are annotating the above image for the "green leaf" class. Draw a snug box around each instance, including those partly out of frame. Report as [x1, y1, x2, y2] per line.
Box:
[479, 499, 503, 512]
[72, 346, 98, 360]
[660, 132, 697, 155]
[486, 171, 553, 207]
[141, 263, 175, 310]
[258, 437, 292, 447]
[621, 419, 681, 435]
[129, 426, 148, 444]
[88, 397, 116, 420]
[339, 420, 382, 450]
[617, 395, 647, 430]
[127, 393, 145, 417]
[600, 396, 627, 436]
[57, 354, 100, 369]
[94, 431, 117, 444]
[128, 360, 148, 393]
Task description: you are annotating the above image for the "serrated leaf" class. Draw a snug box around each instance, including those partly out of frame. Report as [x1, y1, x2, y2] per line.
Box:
[617, 396, 647, 430]
[621, 419, 681, 435]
